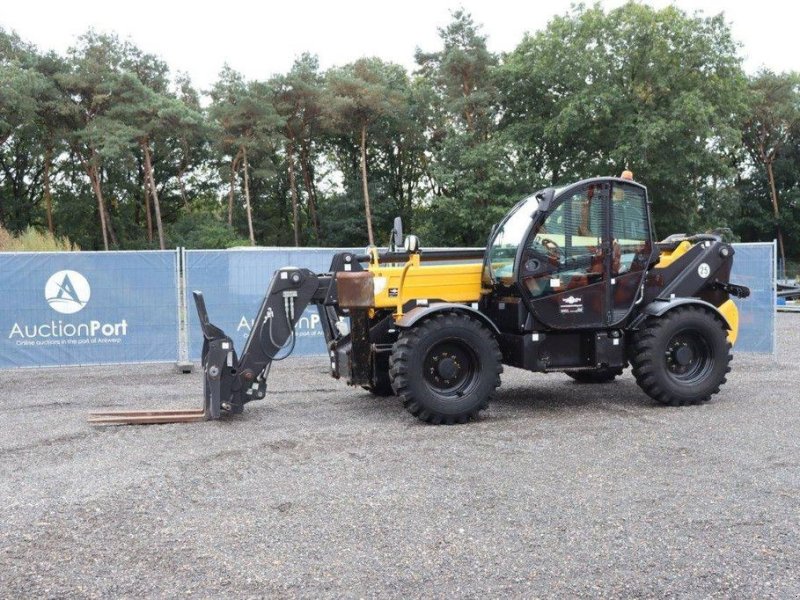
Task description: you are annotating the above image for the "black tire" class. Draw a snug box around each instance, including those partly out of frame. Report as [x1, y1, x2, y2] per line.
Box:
[566, 367, 624, 384]
[631, 305, 732, 406]
[389, 312, 502, 425]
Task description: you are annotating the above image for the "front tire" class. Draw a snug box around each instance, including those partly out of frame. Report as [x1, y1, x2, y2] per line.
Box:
[631, 306, 731, 406]
[389, 312, 502, 425]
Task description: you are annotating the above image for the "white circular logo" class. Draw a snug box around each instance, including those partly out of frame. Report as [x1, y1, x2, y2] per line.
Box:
[697, 263, 711, 279]
[45, 270, 91, 314]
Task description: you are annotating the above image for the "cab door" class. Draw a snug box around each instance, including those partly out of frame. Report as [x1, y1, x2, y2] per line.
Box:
[518, 182, 611, 329]
[608, 181, 656, 324]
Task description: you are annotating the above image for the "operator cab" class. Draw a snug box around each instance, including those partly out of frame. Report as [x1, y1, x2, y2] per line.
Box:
[482, 176, 658, 333]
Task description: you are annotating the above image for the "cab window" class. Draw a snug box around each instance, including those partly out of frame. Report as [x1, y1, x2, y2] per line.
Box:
[610, 184, 651, 274]
[487, 194, 539, 283]
[521, 184, 607, 297]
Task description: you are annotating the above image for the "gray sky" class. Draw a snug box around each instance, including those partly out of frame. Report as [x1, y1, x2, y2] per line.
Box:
[4, 0, 798, 91]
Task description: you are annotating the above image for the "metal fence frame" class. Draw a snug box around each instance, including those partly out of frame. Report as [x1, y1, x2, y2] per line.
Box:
[728, 241, 777, 356]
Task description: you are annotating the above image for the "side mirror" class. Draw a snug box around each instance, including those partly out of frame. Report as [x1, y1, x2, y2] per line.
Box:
[390, 216, 404, 251]
[404, 234, 420, 254]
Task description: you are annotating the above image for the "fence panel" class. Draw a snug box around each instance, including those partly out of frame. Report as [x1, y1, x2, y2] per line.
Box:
[184, 248, 357, 360]
[729, 242, 775, 354]
[0, 251, 179, 368]
[0, 242, 771, 369]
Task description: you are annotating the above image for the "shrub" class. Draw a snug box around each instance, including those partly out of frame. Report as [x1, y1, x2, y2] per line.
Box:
[168, 211, 249, 249]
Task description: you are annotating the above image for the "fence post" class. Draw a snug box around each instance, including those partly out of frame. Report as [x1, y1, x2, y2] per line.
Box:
[773, 239, 778, 358]
[175, 246, 193, 373]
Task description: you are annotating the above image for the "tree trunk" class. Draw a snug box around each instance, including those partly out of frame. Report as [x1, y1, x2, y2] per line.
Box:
[299, 143, 321, 240]
[144, 184, 153, 243]
[90, 172, 109, 250]
[104, 203, 119, 247]
[766, 158, 786, 270]
[287, 141, 300, 246]
[359, 124, 374, 246]
[95, 161, 118, 247]
[140, 158, 153, 243]
[228, 161, 236, 226]
[241, 146, 256, 246]
[86, 154, 109, 251]
[43, 145, 53, 234]
[228, 150, 242, 226]
[142, 141, 166, 250]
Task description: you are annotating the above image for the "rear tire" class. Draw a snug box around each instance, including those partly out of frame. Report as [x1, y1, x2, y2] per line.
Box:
[566, 367, 623, 384]
[389, 312, 502, 425]
[631, 306, 731, 406]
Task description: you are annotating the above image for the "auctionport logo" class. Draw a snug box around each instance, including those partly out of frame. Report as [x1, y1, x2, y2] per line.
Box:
[7, 270, 128, 346]
[45, 270, 91, 314]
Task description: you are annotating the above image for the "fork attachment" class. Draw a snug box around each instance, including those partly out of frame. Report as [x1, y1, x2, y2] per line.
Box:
[88, 267, 327, 425]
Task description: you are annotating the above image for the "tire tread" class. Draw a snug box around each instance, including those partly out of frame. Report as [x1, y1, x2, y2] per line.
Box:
[631, 305, 732, 406]
[389, 312, 502, 425]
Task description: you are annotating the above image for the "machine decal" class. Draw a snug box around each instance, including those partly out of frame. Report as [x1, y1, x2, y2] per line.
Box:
[560, 295, 584, 314]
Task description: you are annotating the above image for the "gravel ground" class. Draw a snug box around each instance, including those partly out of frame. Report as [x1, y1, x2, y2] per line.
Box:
[1, 314, 799, 598]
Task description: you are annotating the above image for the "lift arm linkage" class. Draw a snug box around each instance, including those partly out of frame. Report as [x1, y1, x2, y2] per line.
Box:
[89, 267, 333, 425]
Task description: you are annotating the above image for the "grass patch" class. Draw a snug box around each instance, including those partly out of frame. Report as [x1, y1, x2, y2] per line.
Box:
[0, 225, 80, 251]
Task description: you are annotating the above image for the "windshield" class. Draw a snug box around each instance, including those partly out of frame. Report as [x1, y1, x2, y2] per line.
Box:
[487, 194, 540, 283]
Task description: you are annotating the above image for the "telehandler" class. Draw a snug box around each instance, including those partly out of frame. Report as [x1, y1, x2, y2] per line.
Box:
[90, 173, 750, 426]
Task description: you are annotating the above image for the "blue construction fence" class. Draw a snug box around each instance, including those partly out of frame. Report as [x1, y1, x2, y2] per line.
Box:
[0, 242, 776, 368]
[728, 242, 775, 353]
[0, 251, 179, 368]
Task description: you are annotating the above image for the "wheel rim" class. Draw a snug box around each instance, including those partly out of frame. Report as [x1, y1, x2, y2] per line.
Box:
[422, 340, 479, 397]
[664, 329, 714, 384]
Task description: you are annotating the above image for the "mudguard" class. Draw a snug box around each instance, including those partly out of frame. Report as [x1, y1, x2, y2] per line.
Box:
[395, 302, 501, 335]
[636, 298, 732, 331]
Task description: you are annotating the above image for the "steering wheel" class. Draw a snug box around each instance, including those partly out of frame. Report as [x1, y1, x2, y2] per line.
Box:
[540, 237, 562, 259]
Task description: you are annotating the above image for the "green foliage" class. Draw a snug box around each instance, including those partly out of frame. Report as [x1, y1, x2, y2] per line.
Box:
[168, 209, 249, 249]
[323, 57, 411, 243]
[739, 70, 800, 264]
[0, 9, 798, 259]
[412, 10, 519, 246]
[497, 2, 747, 235]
